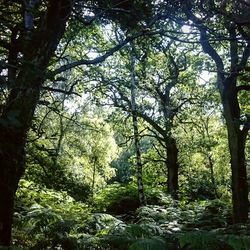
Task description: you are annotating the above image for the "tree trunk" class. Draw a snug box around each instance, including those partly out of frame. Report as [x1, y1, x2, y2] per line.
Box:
[0, 78, 41, 245]
[166, 137, 179, 198]
[0, 1, 72, 245]
[91, 157, 97, 202]
[223, 84, 249, 223]
[132, 111, 147, 206]
[0, 131, 25, 245]
[207, 153, 218, 198]
[229, 129, 248, 223]
[194, 22, 249, 223]
[129, 44, 146, 206]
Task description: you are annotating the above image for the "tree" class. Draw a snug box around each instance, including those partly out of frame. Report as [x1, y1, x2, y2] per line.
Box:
[184, 0, 250, 223]
[84, 35, 200, 198]
[134, 41, 186, 198]
[0, 1, 73, 244]
[176, 84, 231, 200]
[129, 43, 146, 206]
[25, 91, 93, 201]
[0, 0, 157, 244]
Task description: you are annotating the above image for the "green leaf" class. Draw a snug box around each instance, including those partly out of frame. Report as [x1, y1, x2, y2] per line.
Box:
[129, 237, 167, 250]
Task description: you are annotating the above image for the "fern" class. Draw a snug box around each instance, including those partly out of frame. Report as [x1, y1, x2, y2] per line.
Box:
[129, 237, 167, 250]
[224, 235, 250, 250]
[178, 231, 223, 250]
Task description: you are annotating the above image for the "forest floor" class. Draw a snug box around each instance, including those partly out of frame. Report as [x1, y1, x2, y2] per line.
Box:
[12, 180, 250, 249]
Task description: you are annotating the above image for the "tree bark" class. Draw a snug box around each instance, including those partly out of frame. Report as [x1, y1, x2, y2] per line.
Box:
[0, 73, 42, 245]
[223, 85, 249, 223]
[190, 17, 250, 223]
[228, 128, 248, 223]
[0, 0, 72, 245]
[0, 129, 26, 245]
[166, 137, 179, 198]
[91, 157, 97, 202]
[129, 44, 146, 206]
[207, 153, 218, 198]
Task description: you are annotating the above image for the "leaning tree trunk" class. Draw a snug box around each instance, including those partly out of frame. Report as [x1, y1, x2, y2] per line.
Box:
[166, 136, 179, 199]
[0, 0, 72, 245]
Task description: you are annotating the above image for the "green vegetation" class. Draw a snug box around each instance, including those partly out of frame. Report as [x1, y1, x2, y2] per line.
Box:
[12, 183, 250, 249]
[0, 0, 250, 248]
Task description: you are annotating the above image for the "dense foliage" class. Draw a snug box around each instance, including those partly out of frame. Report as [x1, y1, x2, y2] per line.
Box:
[0, 0, 249, 248]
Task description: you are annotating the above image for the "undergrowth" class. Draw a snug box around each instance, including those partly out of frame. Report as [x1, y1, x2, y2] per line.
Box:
[12, 180, 250, 249]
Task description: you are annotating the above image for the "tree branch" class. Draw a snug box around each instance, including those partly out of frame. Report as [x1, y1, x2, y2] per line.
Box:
[238, 43, 250, 71]
[236, 85, 250, 92]
[42, 86, 81, 96]
[51, 30, 160, 76]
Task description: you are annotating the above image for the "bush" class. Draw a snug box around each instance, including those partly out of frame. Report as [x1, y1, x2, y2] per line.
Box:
[13, 179, 91, 249]
[94, 183, 140, 215]
[94, 182, 174, 216]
